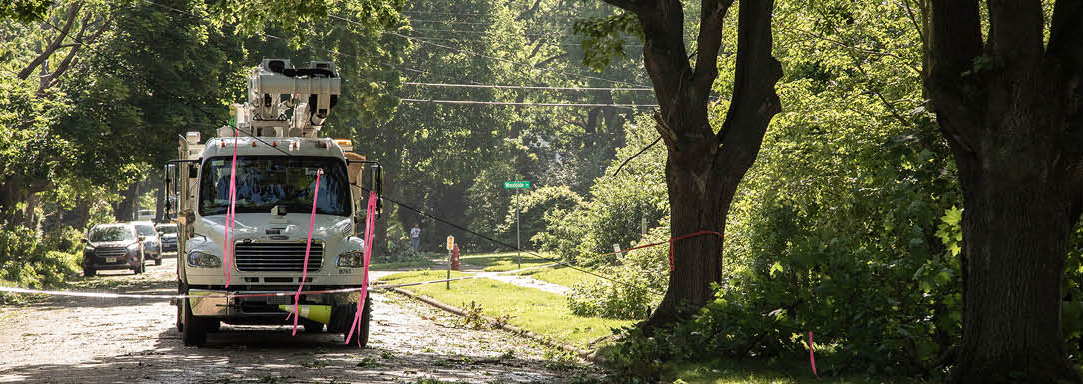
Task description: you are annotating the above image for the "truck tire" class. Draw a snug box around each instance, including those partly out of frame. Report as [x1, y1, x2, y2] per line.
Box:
[182, 295, 208, 346]
[155, 258, 162, 266]
[84, 268, 96, 277]
[342, 297, 372, 348]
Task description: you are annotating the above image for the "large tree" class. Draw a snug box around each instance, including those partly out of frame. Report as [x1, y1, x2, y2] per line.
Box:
[921, 0, 1082, 381]
[588, 0, 782, 323]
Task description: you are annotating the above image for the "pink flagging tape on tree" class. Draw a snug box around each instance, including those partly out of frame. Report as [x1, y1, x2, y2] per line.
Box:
[288, 168, 322, 336]
[809, 331, 819, 378]
[224, 130, 239, 287]
[346, 190, 378, 346]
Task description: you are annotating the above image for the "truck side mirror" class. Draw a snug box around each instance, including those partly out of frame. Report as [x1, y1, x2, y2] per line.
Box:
[189, 163, 199, 179]
[80, 238, 87, 243]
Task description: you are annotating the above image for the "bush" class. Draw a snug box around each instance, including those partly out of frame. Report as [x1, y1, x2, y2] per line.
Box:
[0, 222, 80, 290]
[498, 186, 582, 249]
[566, 227, 669, 320]
[378, 237, 429, 264]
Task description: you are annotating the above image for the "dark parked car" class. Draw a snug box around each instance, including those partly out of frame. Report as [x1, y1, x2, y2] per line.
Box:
[132, 221, 162, 265]
[155, 223, 178, 253]
[82, 223, 145, 276]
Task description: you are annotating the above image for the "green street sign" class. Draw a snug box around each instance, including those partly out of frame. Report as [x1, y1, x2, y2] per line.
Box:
[504, 181, 531, 189]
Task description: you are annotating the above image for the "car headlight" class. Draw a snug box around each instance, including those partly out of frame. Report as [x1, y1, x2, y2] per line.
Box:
[187, 251, 222, 268]
[337, 251, 365, 267]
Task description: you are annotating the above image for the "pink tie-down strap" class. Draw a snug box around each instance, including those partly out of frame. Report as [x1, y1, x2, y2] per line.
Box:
[224, 130, 240, 287]
[288, 169, 323, 335]
[345, 190, 377, 346]
[809, 331, 819, 378]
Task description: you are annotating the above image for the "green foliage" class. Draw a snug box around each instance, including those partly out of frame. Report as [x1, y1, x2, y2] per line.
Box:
[536, 115, 668, 265]
[573, 12, 642, 72]
[0, 0, 52, 22]
[566, 226, 668, 320]
[0, 222, 80, 289]
[500, 186, 582, 248]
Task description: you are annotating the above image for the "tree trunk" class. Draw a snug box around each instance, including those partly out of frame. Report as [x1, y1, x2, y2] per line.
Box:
[950, 156, 1079, 382]
[923, 1, 1082, 381]
[115, 183, 140, 222]
[624, 0, 780, 325]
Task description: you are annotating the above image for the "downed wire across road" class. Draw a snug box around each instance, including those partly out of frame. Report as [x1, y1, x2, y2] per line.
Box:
[0, 262, 564, 300]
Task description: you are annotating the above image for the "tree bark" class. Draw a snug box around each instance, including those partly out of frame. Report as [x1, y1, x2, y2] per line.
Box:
[923, 0, 1082, 381]
[600, 0, 781, 324]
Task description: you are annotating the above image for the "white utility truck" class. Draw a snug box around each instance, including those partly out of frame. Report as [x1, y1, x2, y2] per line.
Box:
[164, 59, 381, 347]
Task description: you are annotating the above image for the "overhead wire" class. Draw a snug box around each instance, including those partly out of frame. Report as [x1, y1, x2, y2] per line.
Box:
[400, 98, 658, 109]
[403, 82, 652, 91]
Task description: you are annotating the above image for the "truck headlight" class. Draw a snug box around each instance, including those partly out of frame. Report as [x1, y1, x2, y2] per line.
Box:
[187, 251, 221, 267]
[337, 251, 364, 267]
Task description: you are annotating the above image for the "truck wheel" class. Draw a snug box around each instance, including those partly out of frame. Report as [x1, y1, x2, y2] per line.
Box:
[182, 295, 208, 346]
[84, 268, 96, 277]
[175, 300, 183, 332]
[155, 258, 162, 266]
[342, 297, 372, 348]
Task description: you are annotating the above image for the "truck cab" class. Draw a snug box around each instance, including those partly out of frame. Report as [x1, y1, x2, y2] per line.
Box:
[163, 59, 380, 347]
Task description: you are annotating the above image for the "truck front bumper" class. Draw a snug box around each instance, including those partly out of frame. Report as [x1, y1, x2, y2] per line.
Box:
[188, 288, 363, 318]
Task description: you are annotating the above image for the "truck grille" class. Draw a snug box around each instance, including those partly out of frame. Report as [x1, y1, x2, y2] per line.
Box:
[233, 242, 323, 272]
[95, 247, 128, 257]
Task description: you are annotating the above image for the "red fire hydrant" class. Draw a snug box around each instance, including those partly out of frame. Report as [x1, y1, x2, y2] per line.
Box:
[450, 244, 461, 271]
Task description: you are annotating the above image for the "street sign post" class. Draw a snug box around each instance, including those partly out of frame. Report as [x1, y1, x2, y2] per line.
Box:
[504, 180, 530, 269]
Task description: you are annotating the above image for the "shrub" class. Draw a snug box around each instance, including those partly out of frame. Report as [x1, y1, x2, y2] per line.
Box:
[498, 186, 582, 249]
[566, 227, 669, 320]
[0, 222, 80, 290]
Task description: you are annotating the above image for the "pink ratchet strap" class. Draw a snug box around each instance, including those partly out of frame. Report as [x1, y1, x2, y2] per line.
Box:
[809, 331, 819, 378]
[288, 169, 322, 335]
[345, 190, 377, 346]
[224, 130, 239, 287]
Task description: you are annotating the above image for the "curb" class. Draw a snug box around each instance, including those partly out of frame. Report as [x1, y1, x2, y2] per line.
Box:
[387, 287, 601, 363]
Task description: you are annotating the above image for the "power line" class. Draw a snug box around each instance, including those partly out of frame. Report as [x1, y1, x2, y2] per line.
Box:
[400, 98, 658, 108]
[403, 82, 652, 92]
[406, 18, 494, 25]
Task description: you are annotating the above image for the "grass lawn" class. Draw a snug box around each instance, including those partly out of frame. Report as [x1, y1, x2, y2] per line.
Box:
[377, 269, 633, 348]
[663, 359, 925, 384]
[458, 251, 553, 272]
[369, 259, 437, 271]
[516, 266, 602, 288]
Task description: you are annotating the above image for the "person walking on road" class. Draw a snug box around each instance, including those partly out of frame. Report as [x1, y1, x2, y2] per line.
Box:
[410, 224, 421, 251]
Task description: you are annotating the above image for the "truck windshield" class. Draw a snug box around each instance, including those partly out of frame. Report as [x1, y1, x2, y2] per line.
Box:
[90, 226, 135, 242]
[199, 156, 351, 217]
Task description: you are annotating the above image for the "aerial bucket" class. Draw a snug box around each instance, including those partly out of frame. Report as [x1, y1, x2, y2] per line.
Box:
[278, 304, 331, 324]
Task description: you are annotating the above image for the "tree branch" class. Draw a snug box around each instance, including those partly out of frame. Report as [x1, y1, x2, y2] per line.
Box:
[987, 0, 1043, 61]
[692, 0, 734, 93]
[715, 0, 783, 174]
[612, 135, 661, 176]
[1046, 0, 1082, 73]
[18, 1, 84, 80]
